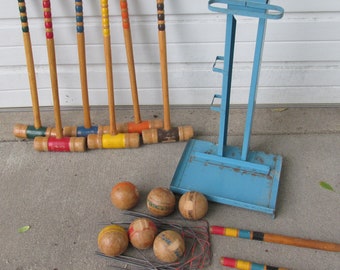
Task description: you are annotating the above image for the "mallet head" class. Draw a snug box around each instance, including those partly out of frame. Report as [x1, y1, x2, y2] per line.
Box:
[116, 119, 163, 134]
[87, 133, 140, 149]
[142, 126, 194, 144]
[34, 136, 86, 152]
[13, 124, 55, 139]
[62, 125, 106, 137]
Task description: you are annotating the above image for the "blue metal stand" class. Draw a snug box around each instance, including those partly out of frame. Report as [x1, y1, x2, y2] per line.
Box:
[170, 0, 284, 217]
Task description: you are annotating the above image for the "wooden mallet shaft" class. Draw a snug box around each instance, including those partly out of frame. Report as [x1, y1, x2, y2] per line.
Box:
[157, 0, 171, 132]
[63, 0, 100, 137]
[44, 5, 62, 139]
[87, 0, 139, 149]
[116, 0, 162, 134]
[13, 0, 53, 139]
[120, 0, 140, 124]
[102, 0, 117, 136]
[220, 256, 288, 270]
[76, 0, 91, 129]
[210, 226, 340, 252]
[34, 0, 85, 152]
[142, 0, 193, 143]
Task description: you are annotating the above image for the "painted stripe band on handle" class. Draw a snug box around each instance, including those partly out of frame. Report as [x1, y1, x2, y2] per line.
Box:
[75, 0, 84, 33]
[43, 0, 54, 39]
[18, 0, 29, 32]
[157, 1, 165, 31]
[101, 0, 110, 37]
[120, 0, 130, 29]
[220, 257, 286, 270]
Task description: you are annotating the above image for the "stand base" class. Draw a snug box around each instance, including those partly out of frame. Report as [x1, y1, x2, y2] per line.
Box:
[170, 139, 283, 217]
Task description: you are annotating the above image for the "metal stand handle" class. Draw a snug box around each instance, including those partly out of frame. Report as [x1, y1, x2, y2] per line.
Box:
[210, 0, 284, 160]
[208, 0, 284, 20]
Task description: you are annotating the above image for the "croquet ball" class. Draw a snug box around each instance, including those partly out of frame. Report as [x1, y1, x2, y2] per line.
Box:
[128, 218, 158, 249]
[153, 230, 185, 263]
[146, 187, 176, 216]
[178, 191, 208, 220]
[97, 225, 129, 257]
[111, 181, 139, 210]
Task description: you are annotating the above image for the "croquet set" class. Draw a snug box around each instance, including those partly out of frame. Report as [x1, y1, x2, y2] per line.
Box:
[13, 0, 285, 218]
[13, 0, 340, 269]
[14, 0, 193, 152]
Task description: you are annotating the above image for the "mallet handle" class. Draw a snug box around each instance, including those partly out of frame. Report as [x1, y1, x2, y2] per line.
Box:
[210, 226, 340, 252]
[157, 0, 171, 131]
[18, 0, 41, 129]
[43, 0, 62, 139]
[220, 256, 288, 270]
[120, 0, 141, 124]
[75, 0, 91, 129]
[101, 0, 117, 135]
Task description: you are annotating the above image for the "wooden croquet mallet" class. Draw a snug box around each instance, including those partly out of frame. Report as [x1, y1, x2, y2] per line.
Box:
[87, 0, 139, 149]
[115, 0, 163, 134]
[142, 0, 193, 144]
[34, 0, 85, 152]
[63, 0, 106, 137]
[220, 256, 288, 270]
[13, 0, 54, 139]
[210, 225, 340, 252]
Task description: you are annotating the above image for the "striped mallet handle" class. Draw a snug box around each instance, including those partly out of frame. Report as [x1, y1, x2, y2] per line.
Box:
[115, 0, 163, 134]
[220, 256, 288, 270]
[15, 0, 56, 139]
[43, 0, 63, 139]
[157, 0, 171, 131]
[120, 0, 141, 124]
[86, 0, 141, 149]
[61, 0, 101, 137]
[101, 0, 118, 135]
[75, 0, 91, 129]
[18, 0, 41, 129]
[210, 226, 340, 252]
[141, 0, 193, 143]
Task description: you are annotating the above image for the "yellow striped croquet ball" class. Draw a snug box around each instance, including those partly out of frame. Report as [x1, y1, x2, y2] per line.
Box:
[97, 225, 129, 256]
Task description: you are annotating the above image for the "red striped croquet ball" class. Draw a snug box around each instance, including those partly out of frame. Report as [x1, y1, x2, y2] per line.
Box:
[110, 181, 139, 210]
[128, 218, 158, 249]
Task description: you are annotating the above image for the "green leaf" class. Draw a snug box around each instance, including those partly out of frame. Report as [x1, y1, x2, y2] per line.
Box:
[319, 181, 335, 192]
[271, 107, 288, 112]
[18, 225, 30, 233]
